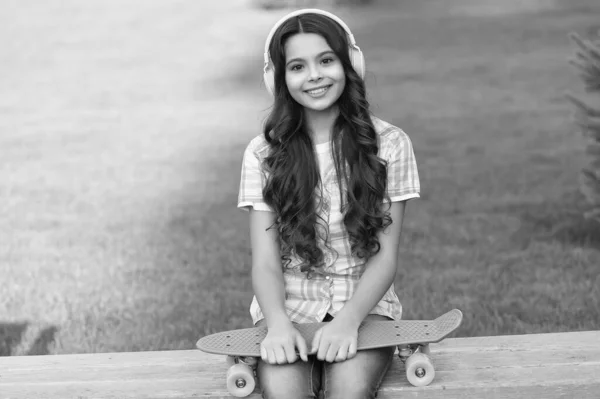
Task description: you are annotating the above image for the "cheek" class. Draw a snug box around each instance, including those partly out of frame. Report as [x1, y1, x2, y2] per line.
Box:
[334, 67, 346, 93]
[334, 65, 346, 83]
[285, 72, 301, 92]
[285, 73, 305, 102]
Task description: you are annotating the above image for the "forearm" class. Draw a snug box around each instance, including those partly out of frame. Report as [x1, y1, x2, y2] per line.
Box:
[252, 266, 290, 328]
[335, 256, 397, 326]
[336, 202, 407, 326]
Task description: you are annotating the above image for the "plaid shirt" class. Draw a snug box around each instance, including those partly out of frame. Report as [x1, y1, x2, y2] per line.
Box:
[238, 117, 420, 325]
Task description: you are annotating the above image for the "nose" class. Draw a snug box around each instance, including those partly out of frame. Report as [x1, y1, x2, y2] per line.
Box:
[308, 63, 322, 82]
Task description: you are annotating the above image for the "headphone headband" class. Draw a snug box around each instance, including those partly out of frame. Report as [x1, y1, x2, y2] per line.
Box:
[263, 8, 359, 73]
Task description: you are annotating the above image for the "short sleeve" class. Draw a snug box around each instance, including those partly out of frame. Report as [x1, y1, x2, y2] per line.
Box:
[386, 130, 420, 202]
[237, 141, 274, 212]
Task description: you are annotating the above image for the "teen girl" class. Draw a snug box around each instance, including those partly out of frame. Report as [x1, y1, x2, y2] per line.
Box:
[238, 9, 420, 399]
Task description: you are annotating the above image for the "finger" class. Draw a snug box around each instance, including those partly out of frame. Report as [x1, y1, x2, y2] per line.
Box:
[267, 348, 277, 365]
[260, 345, 268, 362]
[274, 347, 287, 364]
[347, 339, 358, 360]
[296, 335, 309, 362]
[284, 341, 298, 364]
[310, 329, 322, 355]
[325, 342, 339, 363]
[335, 342, 349, 362]
[317, 339, 331, 361]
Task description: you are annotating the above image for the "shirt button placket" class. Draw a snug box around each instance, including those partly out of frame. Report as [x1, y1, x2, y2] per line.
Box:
[324, 252, 333, 285]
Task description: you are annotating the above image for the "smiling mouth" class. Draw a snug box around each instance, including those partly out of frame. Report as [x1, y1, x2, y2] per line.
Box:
[305, 85, 332, 95]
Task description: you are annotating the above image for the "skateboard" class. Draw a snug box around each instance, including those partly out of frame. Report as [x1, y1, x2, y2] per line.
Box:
[197, 309, 463, 397]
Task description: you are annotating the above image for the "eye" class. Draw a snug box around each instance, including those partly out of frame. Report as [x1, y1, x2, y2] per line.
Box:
[322, 57, 335, 65]
[289, 64, 303, 72]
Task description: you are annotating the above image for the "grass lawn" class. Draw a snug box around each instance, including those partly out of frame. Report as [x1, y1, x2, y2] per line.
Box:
[1, 0, 599, 355]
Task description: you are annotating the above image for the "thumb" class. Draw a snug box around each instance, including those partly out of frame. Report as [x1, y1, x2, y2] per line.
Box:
[295, 333, 309, 362]
[310, 328, 322, 355]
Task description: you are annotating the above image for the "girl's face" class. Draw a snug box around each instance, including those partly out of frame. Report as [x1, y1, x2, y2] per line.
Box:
[284, 33, 346, 113]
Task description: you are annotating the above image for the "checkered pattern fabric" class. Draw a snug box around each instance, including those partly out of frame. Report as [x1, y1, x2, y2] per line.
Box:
[238, 117, 420, 325]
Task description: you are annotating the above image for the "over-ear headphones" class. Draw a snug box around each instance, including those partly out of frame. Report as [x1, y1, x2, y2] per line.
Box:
[262, 8, 366, 96]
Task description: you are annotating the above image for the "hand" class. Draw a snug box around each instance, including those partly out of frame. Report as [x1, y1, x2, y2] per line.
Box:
[310, 318, 359, 362]
[260, 322, 309, 364]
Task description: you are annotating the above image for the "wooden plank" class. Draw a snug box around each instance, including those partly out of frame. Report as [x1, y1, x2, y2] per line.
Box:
[378, 331, 600, 399]
[0, 331, 598, 398]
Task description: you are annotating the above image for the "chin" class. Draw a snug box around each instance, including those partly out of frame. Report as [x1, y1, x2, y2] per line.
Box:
[305, 103, 332, 112]
[302, 96, 339, 112]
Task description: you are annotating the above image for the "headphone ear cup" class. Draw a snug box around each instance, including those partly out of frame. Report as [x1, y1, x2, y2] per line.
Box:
[349, 47, 366, 79]
[263, 64, 275, 95]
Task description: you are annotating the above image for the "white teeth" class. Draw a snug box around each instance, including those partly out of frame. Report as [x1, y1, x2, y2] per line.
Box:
[306, 86, 329, 95]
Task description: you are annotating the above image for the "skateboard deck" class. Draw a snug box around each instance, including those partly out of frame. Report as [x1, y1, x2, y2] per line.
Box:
[197, 308, 462, 357]
[197, 309, 462, 396]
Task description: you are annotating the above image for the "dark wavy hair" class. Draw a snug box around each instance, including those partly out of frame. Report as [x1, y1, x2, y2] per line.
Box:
[262, 13, 391, 274]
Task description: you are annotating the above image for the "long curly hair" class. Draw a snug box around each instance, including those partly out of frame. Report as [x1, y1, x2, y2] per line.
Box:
[262, 13, 391, 274]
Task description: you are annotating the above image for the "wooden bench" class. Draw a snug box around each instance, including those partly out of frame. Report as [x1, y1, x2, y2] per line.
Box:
[1, 330, 599, 398]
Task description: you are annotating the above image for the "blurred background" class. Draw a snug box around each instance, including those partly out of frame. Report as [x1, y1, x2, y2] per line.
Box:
[1, 0, 599, 356]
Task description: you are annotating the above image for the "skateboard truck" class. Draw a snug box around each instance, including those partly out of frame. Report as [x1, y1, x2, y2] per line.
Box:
[398, 343, 431, 361]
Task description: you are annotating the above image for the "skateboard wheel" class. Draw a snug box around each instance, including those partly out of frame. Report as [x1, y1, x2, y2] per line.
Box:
[226, 355, 237, 366]
[227, 364, 256, 397]
[405, 353, 435, 387]
[420, 344, 431, 355]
